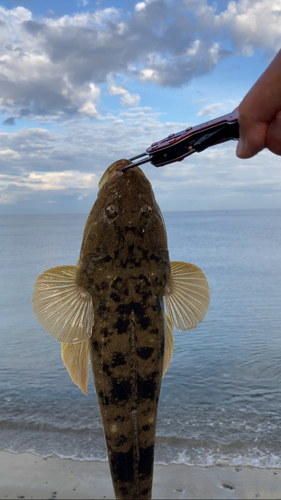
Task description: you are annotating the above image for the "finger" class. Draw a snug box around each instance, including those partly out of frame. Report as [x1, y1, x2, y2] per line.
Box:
[236, 114, 266, 159]
[265, 110, 281, 156]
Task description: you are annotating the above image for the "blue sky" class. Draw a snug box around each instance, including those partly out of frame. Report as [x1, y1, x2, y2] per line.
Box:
[0, 0, 281, 213]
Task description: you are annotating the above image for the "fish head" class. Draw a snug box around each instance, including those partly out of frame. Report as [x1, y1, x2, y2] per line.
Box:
[79, 159, 168, 264]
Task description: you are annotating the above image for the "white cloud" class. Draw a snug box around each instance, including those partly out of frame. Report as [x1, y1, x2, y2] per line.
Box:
[108, 80, 140, 107]
[0, 170, 98, 206]
[45, 8, 120, 29]
[186, 40, 201, 57]
[0, 5, 31, 28]
[0, 0, 279, 122]
[78, 101, 98, 117]
[0, 148, 20, 159]
[120, 93, 140, 106]
[196, 98, 239, 117]
[0, 107, 182, 210]
[135, 0, 157, 12]
[135, 2, 146, 11]
[1, 108, 281, 213]
[77, 83, 100, 117]
[27, 171, 98, 191]
[0, 107, 171, 173]
[139, 68, 158, 83]
[197, 103, 223, 117]
[149, 142, 281, 210]
[216, 0, 281, 53]
[0, 1, 281, 213]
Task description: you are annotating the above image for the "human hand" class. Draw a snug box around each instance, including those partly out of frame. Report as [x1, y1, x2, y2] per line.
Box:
[236, 50, 281, 159]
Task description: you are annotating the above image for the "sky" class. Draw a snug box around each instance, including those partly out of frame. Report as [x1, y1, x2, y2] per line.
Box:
[0, 0, 281, 214]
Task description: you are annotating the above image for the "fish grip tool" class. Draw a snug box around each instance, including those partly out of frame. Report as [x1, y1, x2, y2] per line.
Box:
[121, 110, 239, 171]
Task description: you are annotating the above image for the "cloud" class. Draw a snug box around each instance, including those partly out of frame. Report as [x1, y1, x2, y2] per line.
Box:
[1, 109, 281, 213]
[108, 80, 140, 106]
[0, 106, 190, 211]
[0, 170, 94, 192]
[137, 37, 229, 86]
[149, 142, 281, 210]
[77, 83, 100, 117]
[0, 107, 177, 176]
[215, 0, 281, 55]
[197, 103, 223, 117]
[2, 116, 15, 125]
[196, 99, 239, 117]
[1, 1, 281, 214]
[0, 169, 99, 209]
[0, 1, 278, 121]
[0, 147, 20, 159]
[27, 171, 98, 191]
[135, 0, 158, 12]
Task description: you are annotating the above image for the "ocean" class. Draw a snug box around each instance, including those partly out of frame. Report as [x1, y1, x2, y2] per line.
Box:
[1, 209, 281, 468]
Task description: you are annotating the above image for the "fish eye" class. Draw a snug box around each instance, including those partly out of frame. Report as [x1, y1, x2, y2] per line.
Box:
[105, 204, 118, 219]
[141, 205, 152, 216]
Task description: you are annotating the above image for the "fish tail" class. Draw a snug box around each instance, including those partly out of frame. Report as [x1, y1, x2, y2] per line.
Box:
[105, 406, 155, 500]
[89, 297, 164, 499]
[90, 344, 160, 499]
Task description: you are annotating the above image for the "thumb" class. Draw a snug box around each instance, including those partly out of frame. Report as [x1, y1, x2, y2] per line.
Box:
[266, 110, 281, 156]
[236, 111, 267, 159]
[236, 136, 249, 159]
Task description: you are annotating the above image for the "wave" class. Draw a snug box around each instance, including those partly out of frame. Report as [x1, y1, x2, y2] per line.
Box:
[2, 396, 281, 468]
[2, 423, 281, 468]
[3, 443, 281, 469]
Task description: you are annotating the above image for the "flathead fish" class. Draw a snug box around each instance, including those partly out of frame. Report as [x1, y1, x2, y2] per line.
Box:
[32, 159, 210, 500]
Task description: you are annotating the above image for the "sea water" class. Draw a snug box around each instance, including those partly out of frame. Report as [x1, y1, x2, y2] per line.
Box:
[1, 210, 281, 467]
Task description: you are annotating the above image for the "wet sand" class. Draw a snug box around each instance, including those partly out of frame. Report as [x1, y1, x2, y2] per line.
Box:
[1, 450, 281, 499]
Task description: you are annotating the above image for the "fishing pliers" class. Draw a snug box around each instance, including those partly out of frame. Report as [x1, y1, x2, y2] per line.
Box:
[121, 110, 239, 171]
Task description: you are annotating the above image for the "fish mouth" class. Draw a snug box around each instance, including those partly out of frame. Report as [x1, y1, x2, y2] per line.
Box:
[99, 160, 146, 190]
[98, 159, 131, 189]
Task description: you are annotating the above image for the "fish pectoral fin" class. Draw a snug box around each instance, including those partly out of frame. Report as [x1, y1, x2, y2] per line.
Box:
[61, 340, 89, 395]
[32, 265, 94, 343]
[165, 261, 210, 332]
[162, 311, 174, 377]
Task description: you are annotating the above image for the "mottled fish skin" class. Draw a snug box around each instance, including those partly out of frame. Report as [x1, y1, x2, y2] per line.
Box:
[77, 160, 170, 499]
[32, 159, 210, 499]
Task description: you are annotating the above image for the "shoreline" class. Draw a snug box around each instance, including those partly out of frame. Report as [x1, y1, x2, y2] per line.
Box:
[1, 451, 281, 499]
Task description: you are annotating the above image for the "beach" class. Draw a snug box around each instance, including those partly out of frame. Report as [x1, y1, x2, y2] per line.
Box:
[1, 451, 281, 500]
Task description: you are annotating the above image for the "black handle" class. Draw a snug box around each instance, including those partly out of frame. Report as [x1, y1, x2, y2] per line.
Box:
[193, 122, 240, 152]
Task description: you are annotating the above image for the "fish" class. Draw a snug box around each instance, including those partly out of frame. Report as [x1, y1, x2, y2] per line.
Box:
[32, 159, 210, 500]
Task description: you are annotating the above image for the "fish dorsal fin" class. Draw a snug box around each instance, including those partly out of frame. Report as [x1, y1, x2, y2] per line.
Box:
[162, 311, 174, 377]
[165, 261, 210, 331]
[32, 265, 94, 343]
[61, 341, 89, 395]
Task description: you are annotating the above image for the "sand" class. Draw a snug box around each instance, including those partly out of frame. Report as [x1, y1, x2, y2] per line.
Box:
[1, 450, 281, 499]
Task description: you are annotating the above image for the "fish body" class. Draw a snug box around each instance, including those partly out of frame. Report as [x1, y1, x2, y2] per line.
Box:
[32, 159, 210, 499]
[79, 162, 169, 498]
